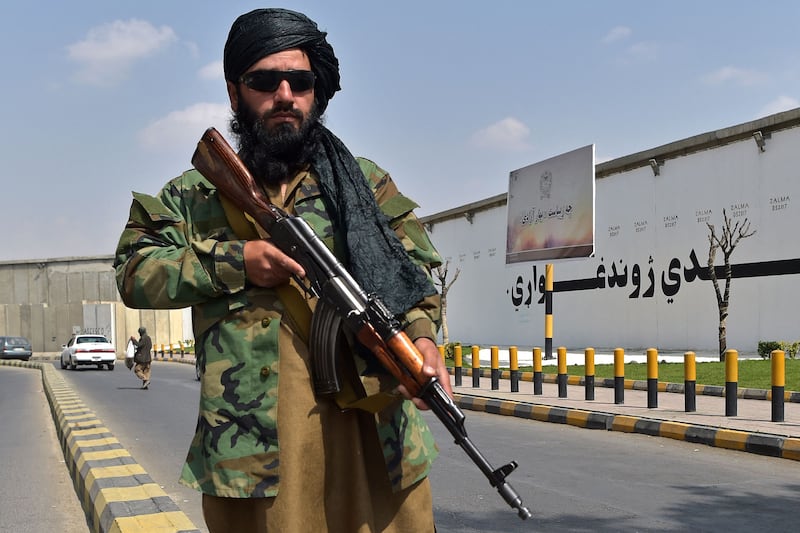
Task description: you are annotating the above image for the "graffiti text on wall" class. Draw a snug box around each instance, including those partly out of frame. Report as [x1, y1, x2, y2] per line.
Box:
[508, 248, 800, 310]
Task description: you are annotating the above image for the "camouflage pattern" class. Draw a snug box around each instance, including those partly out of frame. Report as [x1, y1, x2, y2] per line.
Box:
[114, 158, 443, 497]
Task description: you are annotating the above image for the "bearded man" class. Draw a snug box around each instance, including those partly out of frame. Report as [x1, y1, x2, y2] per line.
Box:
[114, 8, 449, 533]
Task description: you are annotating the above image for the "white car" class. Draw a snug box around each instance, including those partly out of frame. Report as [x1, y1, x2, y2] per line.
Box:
[60, 334, 116, 371]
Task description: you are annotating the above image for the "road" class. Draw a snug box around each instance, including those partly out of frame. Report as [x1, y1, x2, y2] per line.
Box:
[0, 366, 87, 533]
[17, 361, 800, 532]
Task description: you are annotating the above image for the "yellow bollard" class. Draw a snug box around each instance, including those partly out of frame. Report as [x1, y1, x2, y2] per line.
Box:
[510, 346, 519, 392]
[772, 350, 785, 422]
[472, 345, 481, 388]
[725, 349, 738, 416]
[646, 348, 658, 408]
[437, 344, 447, 387]
[491, 346, 500, 390]
[684, 351, 696, 412]
[454, 344, 463, 387]
[585, 347, 595, 400]
[614, 347, 625, 404]
[557, 346, 567, 398]
[533, 347, 543, 395]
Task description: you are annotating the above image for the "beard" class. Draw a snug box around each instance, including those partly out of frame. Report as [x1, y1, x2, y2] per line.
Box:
[230, 94, 323, 185]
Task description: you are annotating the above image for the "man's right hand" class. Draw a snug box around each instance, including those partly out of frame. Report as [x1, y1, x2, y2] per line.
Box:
[243, 239, 306, 287]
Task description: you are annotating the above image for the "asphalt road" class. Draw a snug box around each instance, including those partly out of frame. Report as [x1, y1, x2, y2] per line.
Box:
[0, 366, 87, 533]
[41, 361, 800, 532]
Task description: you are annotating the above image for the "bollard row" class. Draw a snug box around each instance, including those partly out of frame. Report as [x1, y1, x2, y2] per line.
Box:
[153, 341, 188, 360]
[445, 345, 791, 420]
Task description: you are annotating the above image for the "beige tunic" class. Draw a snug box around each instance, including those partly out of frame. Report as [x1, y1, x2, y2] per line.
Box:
[202, 321, 435, 532]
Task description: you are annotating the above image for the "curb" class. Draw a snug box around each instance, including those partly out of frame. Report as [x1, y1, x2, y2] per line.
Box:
[0, 360, 200, 533]
[453, 393, 800, 462]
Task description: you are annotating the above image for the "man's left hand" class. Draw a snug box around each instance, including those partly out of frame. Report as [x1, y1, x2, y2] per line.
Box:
[397, 337, 453, 411]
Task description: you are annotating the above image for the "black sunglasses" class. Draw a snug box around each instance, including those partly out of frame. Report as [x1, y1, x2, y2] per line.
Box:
[239, 69, 316, 93]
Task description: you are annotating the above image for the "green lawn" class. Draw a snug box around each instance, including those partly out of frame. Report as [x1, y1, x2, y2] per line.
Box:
[551, 359, 798, 391]
[459, 358, 800, 392]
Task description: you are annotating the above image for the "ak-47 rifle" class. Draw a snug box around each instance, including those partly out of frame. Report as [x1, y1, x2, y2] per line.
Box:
[191, 127, 531, 520]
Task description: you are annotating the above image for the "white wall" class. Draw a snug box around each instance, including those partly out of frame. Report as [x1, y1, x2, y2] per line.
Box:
[427, 115, 800, 355]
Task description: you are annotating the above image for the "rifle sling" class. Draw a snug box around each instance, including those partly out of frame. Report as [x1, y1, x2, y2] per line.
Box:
[219, 193, 396, 414]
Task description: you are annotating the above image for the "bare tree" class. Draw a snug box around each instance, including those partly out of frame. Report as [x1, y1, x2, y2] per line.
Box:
[433, 260, 460, 347]
[706, 208, 756, 361]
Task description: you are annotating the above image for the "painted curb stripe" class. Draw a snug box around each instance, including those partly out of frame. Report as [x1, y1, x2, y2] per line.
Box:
[658, 421, 689, 440]
[632, 418, 663, 437]
[451, 392, 796, 462]
[610, 415, 638, 433]
[714, 429, 749, 451]
[745, 434, 784, 457]
[683, 426, 717, 447]
[106, 511, 199, 533]
[531, 405, 553, 422]
[781, 438, 800, 460]
[99, 496, 189, 532]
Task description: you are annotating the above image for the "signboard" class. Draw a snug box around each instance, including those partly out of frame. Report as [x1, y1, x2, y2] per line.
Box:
[506, 144, 595, 263]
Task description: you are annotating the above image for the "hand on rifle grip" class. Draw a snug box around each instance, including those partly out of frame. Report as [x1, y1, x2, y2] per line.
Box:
[243, 239, 306, 288]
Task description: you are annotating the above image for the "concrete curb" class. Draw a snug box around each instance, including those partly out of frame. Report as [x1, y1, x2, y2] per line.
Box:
[453, 393, 800, 462]
[0, 360, 200, 533]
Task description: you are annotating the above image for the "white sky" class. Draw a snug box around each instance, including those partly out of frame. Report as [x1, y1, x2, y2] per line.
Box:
[1, 0, 798, 261]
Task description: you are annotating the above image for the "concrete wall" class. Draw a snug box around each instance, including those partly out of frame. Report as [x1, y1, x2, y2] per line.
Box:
[422, 108, 800, 355]
[0, 256, 190, 355]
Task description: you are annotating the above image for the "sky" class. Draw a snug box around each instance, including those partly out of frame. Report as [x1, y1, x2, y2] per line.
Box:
[1, 0, 798, 262]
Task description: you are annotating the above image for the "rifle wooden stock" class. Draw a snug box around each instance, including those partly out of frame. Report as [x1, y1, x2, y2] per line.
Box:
[192, 128, 281, 233]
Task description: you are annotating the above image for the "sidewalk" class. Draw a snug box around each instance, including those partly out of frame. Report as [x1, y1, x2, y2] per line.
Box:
[450, 371, 800, 460]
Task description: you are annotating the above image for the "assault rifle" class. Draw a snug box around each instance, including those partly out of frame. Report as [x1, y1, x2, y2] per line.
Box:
[192, 127, 531, 520]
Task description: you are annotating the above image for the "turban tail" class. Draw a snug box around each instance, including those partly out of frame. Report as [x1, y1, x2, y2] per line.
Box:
[224, 8, 341, 113]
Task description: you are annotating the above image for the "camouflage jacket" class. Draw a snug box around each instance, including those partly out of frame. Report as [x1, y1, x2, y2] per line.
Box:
[114, 158, 443, 497]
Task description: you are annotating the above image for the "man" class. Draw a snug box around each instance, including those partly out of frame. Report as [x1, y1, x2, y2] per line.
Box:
[129, 326, 152, 389]
[114, 8, 450, 533]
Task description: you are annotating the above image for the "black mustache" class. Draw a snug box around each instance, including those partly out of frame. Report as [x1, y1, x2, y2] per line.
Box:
[264, 106, 303, 120]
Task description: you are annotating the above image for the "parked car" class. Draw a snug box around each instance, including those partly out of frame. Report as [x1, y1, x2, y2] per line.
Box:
[0, 336, 32, 361]
[60, 334, 116, 370]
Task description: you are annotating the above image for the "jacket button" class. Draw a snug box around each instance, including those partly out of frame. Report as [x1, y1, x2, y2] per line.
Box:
[261, 318, 271, 328]
[260, 366, 271, 377]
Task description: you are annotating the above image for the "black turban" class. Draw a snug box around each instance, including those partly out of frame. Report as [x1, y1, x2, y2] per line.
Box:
[224, 8, 341, 113]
